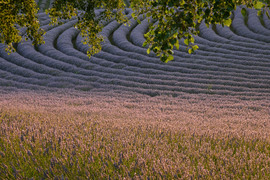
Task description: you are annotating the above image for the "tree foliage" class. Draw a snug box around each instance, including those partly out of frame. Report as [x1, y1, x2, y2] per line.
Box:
[130, 0, 269, 62]
[0, 0, 45, 53]
[0, 0, 269, 62]
[46, 0, 129, 58]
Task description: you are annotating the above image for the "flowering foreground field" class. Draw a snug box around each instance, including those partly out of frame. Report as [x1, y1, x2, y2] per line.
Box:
[0, 90, 269, 179]
[0, 1, 270, 179]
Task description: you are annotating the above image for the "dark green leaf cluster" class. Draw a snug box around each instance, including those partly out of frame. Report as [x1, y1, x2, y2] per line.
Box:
[46, 0, 129, 58]
[0, 0, 45, 53]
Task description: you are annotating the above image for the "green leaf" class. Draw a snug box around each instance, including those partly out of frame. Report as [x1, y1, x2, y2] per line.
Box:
[241, 8, 247, 17]
[224, 18, 232, 27]
[175, 40, 180, 50]
[142, 41, 148, 47]
[192, 45, 199, 51]
[166, 55, 174, 62]
[154, 46, 160, 52]
[257, 10, 262, 16]
[161, 55, 167, 62]
[168, 50, 174, 55]
[147, 48, 151, 54]
[184, 39, 189, 45]
[267, 11, 270, 19]
[254, 1, 264, 10]
[190, 36, 195, 44]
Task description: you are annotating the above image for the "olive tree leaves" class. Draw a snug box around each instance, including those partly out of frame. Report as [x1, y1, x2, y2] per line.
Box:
[131, 0, 269, 62]
[46, 0, 129, 58]
[0, 0, 45, 53]
[241, 1, 269, 17]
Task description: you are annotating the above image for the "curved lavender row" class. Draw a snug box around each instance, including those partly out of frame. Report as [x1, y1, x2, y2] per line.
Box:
[173, 23, 270, 63]
[102, 17, 270, 77]
[187, 32, 270, 69]
[26, 19, 209, 93]
[0, 53, 87, 89]
[37, 0, 47, 12]
[0, 44, 62, 77]
[13, 20, 116, 89]
[112, 16, 160, 58]
[37, 12, 49, 20]
[1, 42, 99, 89]
[0, 53, 54, 79]
[107, 15, 270, 76]
[126, 15, 269, 78]
[38, 0, 55, 12]
[28, 14, 270, 82]
[0, 8, 269, 98]
[60, 26, 270, 94]
[56, 27, 87, 59]
[90, 67, 270, 97]
[231, 6, 270, 43]
[0, 67, 50, 87]
[112, 19, 154, 56]
[93, 80, 270, 98]
[71, 18, 270, 94]
[118, 20, 268, 82]
[130, 18, 152, 47]
[17, 22, 78, 71]
[40, 26, 270, 96]
[50, 21, 268, 97]
[0, 76, 45, 90]
[263, 10, 270, 29]
[198, 23, 270, 54]
[99, 46, 270, 85]
[215, 24, 270, 47]
[49, 0, 55, 8]
[246, 8, 270, 36]
[127, 17, 270, 72]
[58, 26, 259, 94]
[74, 8, 129, 51]
[38, 14, 52, 26]
[87, 11, 270, 96]
[14, 18, 78, 76]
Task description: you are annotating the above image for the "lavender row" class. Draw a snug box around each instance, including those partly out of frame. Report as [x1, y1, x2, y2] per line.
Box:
[0, 8, 269, 98]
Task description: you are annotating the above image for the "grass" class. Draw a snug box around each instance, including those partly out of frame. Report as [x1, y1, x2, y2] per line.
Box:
[0, 90, 269, 179]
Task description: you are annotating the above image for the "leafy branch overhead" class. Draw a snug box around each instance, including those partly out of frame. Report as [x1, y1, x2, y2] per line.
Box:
[0, 0, 45, 53]
[0, 0, 269, 62]
[46, 0, 129, 58]
[131, 0, 269, 62]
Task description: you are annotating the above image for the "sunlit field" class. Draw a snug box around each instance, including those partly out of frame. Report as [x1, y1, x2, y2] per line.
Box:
[0, 90, 269, 179]
[0, 0, 270, 178]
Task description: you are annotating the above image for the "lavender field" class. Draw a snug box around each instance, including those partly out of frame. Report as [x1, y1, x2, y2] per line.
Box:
[0, 1, 270, 179]
[0, 3, 269, 98]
